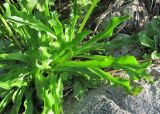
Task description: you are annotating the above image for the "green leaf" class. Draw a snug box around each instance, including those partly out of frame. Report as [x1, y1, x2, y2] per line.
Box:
[78, 0, 99, 33]
[114, 55, 139, 65]
[0, 13, 22, 48]
[88, 68, 133, 93]
[131, 86, 143, 96]
[151, 51, 160, 59]
[76, 55, 112, 60]
[111, 56, 152, 81]
[138, 31, 155, 49]
[11, 87, 26, 114]
[57, 57, 113, 68]
[0, 81, 27, 90]
[34, 69, 44, 101]
[0, 68, 28, 90]
[24, 88, 34, 114]
[73, 81, 87, 101]
[18, 0, 38, 13]
[54, 49, 73, 64]
[0, 1, 152, 114]
[35, 70, 62, 114]
[48, 13, 63, 35]
[56, 75, 64, 101]
[68, 30, 92, 48]
[0, 52, 29, 62]
[4, 3, 57, 39]
[103, 34, 138, 51]
[36, 0, 54, 12]
[68, 0, 80, 42]
[77, 16, 129, 53]
[0, 90, 15, 113]
[0, 64, 8, 69]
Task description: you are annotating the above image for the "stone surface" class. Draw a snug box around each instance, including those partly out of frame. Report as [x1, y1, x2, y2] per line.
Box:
[97, 0, 149, 33]
[96, 0, 159, 34]
[63, 66, 160, 114]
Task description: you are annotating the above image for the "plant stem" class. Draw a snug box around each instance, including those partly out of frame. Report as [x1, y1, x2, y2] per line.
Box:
[77, 0, 99, 33]
[0, 14, 22, 49]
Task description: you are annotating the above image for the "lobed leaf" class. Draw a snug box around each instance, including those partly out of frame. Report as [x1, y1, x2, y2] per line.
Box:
[0, 68, 28, 90]
[24, 88, 34, 114]
[3, 3, 57, 39]
[88, 68, 131, 91]
[10, 87, 26, 113]
[0, 90, 15, 113]
[68, 30, 92, 49]
[77, 16, 129, 53]
[138, 31, 155, 49]
[58, 58, 113, 68]
[0, 52, 29, 62]
[48, 13, 63, 36]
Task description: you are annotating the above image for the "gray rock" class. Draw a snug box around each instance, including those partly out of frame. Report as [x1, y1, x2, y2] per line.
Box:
[97, 0, 149, 33]
[96, 0, 160, 34]
[63, 67, 160, 114]
[63, 85, 131, 114]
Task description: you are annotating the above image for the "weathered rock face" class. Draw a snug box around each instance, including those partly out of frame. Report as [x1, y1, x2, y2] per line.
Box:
[96, 0, 160, 33]
[63, 67, 160, 114]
